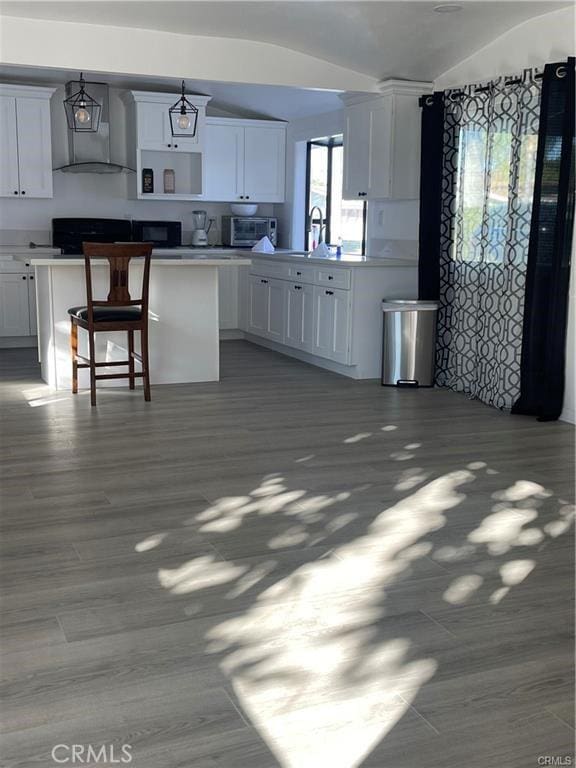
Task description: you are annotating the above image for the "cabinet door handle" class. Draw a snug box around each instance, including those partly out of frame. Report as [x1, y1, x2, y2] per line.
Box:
[260, 279, 268, 284]
[296, 271, 302, 276]
[294, 285, 302, 290]
[21, 190, 25, 195]
[13, 190, 18, 195]
[325, 290, 334, 296]
[328, 275, 334, 280]
[22, 275, 27, 280]
[174, 144, 178, 148]
[246, 195, 250, 200]
[29, 275, 34, 280]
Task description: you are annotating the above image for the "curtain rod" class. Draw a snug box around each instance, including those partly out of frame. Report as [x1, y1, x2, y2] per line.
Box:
[420, 60, 575, 105]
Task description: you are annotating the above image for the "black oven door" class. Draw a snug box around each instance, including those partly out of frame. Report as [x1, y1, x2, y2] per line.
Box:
[133, 221, 182, 248]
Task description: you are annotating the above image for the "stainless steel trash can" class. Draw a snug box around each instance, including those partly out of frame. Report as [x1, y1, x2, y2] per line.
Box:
[381, 300, 439, 387]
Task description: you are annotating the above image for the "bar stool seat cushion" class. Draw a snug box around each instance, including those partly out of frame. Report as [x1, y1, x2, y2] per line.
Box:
[68, 305, 142, 323]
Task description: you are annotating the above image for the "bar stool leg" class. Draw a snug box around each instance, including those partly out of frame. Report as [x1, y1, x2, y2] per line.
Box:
[70, 318, 78, 395]
[141, 325, 151, 402]
[128, 330, 135, 390]
[88, 329, 97, 407]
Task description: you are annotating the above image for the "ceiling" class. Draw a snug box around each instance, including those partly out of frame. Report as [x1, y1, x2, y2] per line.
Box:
[0, 1, 569, 82]
[0, 65, 346, 120]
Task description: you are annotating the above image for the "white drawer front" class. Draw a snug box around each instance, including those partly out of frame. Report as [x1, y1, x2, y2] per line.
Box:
[314, 268, 351, 290]
[287, 264, 315, 284]
[0, 260, 29, 274]
[249, 259, 290, 280]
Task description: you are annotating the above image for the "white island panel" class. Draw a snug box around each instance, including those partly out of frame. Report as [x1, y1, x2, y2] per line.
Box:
[35, 262, 226, 390]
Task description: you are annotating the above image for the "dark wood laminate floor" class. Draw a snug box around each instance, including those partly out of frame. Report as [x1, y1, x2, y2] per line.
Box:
[1, 341, 574, 768]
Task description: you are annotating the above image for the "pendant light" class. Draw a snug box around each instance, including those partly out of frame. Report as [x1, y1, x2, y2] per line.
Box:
[63, 73, 102, 132]
[168, 81, 198, 137]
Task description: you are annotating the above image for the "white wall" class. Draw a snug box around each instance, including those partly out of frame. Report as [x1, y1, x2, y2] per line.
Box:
[434, 6, 575, 424]
[0, 85, 273, 246]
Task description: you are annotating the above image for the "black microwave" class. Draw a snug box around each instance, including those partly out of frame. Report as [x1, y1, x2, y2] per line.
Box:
[132, 220, 182, 248]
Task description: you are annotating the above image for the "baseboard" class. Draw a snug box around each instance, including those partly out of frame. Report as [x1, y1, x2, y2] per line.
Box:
[219, 329, 245, 341]
[243, 333, 364, 379]
[0, 337, 38, 349]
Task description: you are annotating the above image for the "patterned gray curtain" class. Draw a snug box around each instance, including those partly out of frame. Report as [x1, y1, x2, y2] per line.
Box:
[436, 70, 542, 409]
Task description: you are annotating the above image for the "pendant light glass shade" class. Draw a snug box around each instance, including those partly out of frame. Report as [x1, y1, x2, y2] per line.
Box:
[168, 81, 198, 137]
[63, 74, 102, 132]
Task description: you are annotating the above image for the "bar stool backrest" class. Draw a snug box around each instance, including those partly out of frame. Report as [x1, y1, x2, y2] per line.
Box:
[81, 242, 153, 320]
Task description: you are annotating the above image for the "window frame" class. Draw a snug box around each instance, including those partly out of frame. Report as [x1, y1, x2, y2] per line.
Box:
[305, 137, 367, 254]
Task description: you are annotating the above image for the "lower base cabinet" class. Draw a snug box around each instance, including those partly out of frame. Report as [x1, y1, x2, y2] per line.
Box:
[248, 275, 287, 342]
[247, 270, 351, 364]
[0, 262, 36, 338]
[285, 282, 314, 352]
[312, 286, 351, 364]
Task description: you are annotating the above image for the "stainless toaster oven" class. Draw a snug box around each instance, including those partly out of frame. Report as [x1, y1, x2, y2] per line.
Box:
[221, 216, 277, 248]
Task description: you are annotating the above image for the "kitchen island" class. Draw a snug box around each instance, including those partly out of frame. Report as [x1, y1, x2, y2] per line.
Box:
[21, 251, 251, 390]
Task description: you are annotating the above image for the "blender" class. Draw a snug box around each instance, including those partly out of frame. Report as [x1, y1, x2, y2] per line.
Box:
[191, 210, 212, 247]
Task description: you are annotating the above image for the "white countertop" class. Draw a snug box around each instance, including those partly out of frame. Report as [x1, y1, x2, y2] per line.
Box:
[15, 251, 252, 267]
[7, 245, 416, 269]
[248, 251, 417, 268]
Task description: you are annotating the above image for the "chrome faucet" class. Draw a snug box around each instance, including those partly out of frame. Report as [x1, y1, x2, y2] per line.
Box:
[307, 205, 325, 245]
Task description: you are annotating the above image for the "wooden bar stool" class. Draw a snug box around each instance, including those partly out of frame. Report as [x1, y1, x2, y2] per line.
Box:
[68, 242, 153, 406]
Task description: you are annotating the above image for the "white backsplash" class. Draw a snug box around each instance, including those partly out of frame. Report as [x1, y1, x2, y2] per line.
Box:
[0, 171, 277, 246]
[365, 199, 419, 261]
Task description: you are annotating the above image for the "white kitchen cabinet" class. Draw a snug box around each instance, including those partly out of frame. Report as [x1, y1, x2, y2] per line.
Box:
[124, 91, 211, 200]
[243, 257, 418, 378]
[204, 123, 244, 201]
[248, 275, 270, 336]
[247, 275, 286, 342]
[267, 279, 286, 343]
[285, 282, 314, 352]
[218, 265, 239, 330]
[342, 80, 431, 201]
[343, 102, 371, 200]
[0, 97, 20, 198]
[0, 86, 55, 199]
[27, 269, 37, 337]
[243, 125, 286, 203]
[0, 268, 33, 337]
[312, 285, 351, 364]
[134, 100, 202, 153]
[204, 118, 286, 203]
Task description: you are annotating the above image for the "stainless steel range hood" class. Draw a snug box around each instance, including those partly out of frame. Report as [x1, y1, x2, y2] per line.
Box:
[54, 80, 134, 174]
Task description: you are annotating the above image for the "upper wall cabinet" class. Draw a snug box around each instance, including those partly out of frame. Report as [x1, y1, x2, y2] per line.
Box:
[343, 80, 431, 201]
[124, 90, 211, 201]
[0, 85, 55, 199]
[204, 118, 286, 203]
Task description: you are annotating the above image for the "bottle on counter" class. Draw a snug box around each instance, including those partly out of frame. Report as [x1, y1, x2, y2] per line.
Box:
[336, 237, 343, 258]
[142, 168, 154, 194]
[163, 169, 175, 194]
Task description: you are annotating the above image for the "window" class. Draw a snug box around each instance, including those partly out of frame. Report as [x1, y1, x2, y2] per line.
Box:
[305, 136, 366, 254]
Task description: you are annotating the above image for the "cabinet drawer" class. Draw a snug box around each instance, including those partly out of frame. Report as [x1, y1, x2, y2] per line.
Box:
[249, 259, 290, 280]
[0, 260, 28, 274]
[287, 264, 315, 284]
[314, 268, 351, 290]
